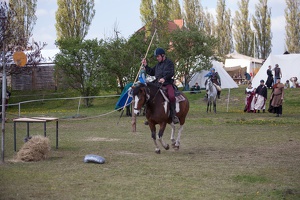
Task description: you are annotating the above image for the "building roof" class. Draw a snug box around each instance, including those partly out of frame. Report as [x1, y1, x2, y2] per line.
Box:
[136, 19, 184, 33]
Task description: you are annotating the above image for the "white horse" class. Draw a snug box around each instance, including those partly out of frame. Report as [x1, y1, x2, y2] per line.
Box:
[205, 78, 217, 113]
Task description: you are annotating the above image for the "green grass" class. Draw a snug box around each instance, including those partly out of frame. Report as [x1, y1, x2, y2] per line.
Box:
[0, 86, 300, 200]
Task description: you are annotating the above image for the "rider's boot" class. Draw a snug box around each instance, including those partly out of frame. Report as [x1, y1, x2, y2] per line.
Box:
[170, 102, 179, 124]
[217, 91, 221, 99]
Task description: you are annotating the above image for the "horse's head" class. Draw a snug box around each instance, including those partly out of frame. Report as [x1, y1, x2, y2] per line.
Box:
[132, 83, 149, 115]
[205, 78, 212, 91]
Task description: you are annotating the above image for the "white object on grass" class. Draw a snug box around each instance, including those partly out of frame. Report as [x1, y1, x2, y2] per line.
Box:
[83, 154, 105, 164]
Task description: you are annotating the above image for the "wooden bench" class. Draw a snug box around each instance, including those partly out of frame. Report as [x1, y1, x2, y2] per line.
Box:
[13, 117, 59, 151]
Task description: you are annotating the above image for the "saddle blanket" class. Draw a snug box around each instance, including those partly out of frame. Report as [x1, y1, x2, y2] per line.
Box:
[176, 95, 186, 103]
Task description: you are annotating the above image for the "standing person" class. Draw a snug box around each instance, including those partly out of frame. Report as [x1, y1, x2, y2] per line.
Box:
[254, 80, 268, 113]
[206, 68, 222, 99]
[273, 64, 282, 84]
[266, 65, 274, 88]
[244, 72, 251, 84]
[142, 47, 179, 124]
[244, 82, 255, 112]
[270, 78, 284, 117]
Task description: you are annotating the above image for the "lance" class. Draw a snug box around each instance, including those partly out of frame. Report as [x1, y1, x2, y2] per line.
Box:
[117, 29, 157, 125]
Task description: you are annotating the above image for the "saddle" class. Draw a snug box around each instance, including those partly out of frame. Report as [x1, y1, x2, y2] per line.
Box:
[160, 85, 185, 103]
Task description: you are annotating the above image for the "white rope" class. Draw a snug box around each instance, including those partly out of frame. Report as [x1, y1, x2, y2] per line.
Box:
[6, 95, 133, 121]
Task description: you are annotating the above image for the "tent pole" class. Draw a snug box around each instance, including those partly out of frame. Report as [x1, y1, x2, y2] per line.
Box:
[226, 88, 230, 112]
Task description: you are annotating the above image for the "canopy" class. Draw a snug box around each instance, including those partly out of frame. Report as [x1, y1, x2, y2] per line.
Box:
[252, 54, 300, 88]
[189, 60, 238, 89]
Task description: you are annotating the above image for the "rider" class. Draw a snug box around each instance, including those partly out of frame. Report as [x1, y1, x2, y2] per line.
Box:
[206, 67, 221, 99]
[142, 47, 179, 124]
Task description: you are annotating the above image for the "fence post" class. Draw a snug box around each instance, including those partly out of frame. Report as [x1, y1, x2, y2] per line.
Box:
[77, 97, 81, 116]
[18, 103, 21, 117]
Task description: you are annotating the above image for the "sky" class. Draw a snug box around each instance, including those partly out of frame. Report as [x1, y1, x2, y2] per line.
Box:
[32, 0, 287, 55]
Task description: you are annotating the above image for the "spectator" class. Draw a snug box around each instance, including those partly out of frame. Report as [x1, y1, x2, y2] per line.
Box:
[272, 64, 282, 84]
[266, 65, 274, 88]
[244, 82, 255, 112]
[270, 78, 284, 117]
[284, 80, 290, 89]
[190, 82, 201, 94]
[254, 80, 267, 113]
[289, 77, 298, 88]
[244, 72, 251, 84]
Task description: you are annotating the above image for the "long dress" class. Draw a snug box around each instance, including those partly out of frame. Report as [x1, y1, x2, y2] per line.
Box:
[271, 83, 284, 115]
[244, 87, 255, 112]
[266, 69, 273, 88]
[254, 84, 268, 111]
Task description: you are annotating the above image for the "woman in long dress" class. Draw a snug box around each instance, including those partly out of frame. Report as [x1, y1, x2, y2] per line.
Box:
[244, 82, 255, 112]
[270, 78, 284, 117]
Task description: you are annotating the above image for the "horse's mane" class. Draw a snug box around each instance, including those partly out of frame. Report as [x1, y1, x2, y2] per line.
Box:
[132, 82, 161, 96]
[132, 83, 146, 96]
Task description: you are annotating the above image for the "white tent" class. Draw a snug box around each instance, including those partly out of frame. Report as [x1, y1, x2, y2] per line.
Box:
[189, 60, 238, 89]
[225, 52, 264, 74]
[252, 54, 300, 88]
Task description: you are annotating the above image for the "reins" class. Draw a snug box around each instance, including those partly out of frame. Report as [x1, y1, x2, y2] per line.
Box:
[151, 83, 163, 103]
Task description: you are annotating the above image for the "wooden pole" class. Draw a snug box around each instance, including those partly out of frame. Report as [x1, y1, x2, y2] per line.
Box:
[131, 29, 157, 132]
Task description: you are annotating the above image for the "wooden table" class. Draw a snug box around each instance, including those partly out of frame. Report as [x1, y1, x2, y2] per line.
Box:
[13, 117, 59, 151]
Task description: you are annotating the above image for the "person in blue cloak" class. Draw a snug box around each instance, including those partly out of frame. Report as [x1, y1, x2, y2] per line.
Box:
[205, 68, 221, 99]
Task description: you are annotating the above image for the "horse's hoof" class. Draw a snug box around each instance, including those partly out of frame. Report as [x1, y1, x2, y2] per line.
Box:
[171, 139, 176, 148]
[174, 145, 180, 151]
[155, 149, 161, 154]
[165, 144, 169, 150]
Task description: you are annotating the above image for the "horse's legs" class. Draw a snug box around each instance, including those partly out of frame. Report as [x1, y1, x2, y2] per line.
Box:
[206, 101, 209, 113]
[157, 123, 169, 151]
[149, 124, 160, 154]
[214, 100, 217, 113]
[208, 100, 212, 112]
[173, 125, 183, 150]
[170, 123, 176, 146]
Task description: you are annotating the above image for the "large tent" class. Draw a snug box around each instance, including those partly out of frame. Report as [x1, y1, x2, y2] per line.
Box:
[225, 52, 264, 75]
[189, 60, 238, 89]
[252, 54, 300, 88]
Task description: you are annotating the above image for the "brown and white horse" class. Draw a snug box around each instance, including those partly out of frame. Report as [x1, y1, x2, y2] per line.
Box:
[132, 82, 189, 154]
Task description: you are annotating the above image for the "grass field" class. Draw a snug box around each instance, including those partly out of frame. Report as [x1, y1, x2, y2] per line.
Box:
[0, 86, 300, 200]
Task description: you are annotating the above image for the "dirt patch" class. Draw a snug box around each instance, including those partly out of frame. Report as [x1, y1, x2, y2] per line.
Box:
[84, 137, 120, 142]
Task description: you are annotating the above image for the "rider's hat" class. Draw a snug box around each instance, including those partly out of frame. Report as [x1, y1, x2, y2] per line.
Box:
[154, 48, 165, 57]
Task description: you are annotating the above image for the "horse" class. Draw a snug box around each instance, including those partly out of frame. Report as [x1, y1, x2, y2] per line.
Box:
[132, 82, 189, 154]
[205, 78, 217, 113]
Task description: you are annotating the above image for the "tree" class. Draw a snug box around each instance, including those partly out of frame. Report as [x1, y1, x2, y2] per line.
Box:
[169, 0, 182, 20]
[55, 0, 95, 40]
[252, 0, 272, 59]
[2, 0, 37, 50]
[102, 31, 155, 91]
[155, 0, 172, 41]
[54, 38, 103, 106]
[168, 28, 218, 89]
[285, 0, 300, 53]
[215, 0, 233, 57]
[183, 0, 204, 30]
[140, 0, 155, 38]
[203, 9, 215, 36]
[233, 0, 253, 56]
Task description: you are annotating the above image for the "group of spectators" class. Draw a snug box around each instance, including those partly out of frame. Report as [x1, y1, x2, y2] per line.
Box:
[244, 64, 285, 117]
